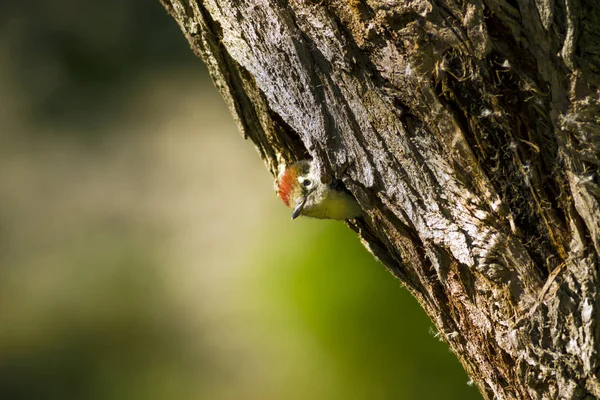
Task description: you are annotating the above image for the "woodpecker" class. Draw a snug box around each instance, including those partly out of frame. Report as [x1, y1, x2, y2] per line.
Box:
[277, 160, 362, 220]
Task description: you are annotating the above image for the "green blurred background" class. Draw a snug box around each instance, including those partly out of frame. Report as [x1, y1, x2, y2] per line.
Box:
[0, 2, 481, 399]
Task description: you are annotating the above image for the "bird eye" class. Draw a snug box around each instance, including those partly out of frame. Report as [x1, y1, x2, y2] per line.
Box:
[302, 179, 311, 187]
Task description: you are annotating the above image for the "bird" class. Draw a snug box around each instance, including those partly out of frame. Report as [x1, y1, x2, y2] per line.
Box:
[277, 159, 362, 220]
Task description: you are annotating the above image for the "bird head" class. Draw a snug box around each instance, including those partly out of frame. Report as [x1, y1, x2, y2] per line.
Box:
[277, 160, 314, 219]
[277, 159, 362, 220]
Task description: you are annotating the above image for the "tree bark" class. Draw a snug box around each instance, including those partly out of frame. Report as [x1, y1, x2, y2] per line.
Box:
[160, 0, 600, 398]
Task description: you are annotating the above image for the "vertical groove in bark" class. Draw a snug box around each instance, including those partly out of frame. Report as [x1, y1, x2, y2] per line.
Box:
[161, 0, 600, 398]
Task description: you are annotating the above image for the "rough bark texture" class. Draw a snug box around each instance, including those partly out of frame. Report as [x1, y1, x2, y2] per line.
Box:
[160, 0, 600, 398]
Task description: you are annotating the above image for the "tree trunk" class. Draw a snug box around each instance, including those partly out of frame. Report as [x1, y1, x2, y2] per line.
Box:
[160, 0, 600, 398]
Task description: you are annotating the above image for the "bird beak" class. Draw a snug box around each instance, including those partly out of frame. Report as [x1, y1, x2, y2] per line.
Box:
[291, 198, 306, 220]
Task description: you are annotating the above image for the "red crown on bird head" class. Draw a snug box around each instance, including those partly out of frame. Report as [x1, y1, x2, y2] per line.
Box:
[277, 166, 297, 207]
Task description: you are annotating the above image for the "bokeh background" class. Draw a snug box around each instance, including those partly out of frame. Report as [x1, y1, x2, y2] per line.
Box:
[0, 2, 481, 399]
